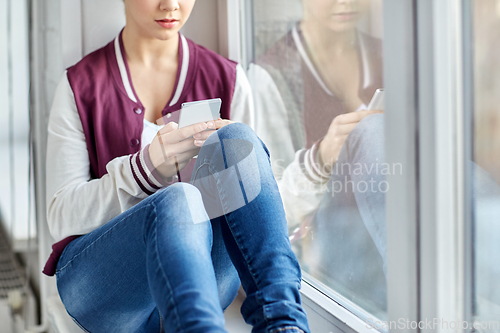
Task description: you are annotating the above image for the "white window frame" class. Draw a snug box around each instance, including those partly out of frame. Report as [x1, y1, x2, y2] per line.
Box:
[217, 0, 242, 63]
[379, 0, 472, 331]
[419, 0, 473, 331]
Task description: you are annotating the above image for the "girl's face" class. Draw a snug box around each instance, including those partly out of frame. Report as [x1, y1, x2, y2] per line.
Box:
[303, 0, 371, 32]
[124, 0, 196, 40]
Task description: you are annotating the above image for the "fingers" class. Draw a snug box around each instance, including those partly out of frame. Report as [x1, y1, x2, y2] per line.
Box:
[172, 149, 201, 166]
[153, 145, 200, 171]
[160, 122, 208, 144]
[358, 109, 384, 117]
[214, 119, 233, 129]
[334, 109, 383, 125]
[337, 123, 359, 135]
[157, 121, 179, 135]
[207, 120, 216, 129]
[193, 129, 216, 141]
[157, 119, 221, 153]
[334, 111, 382, 135]
[164, 138, 200, 157]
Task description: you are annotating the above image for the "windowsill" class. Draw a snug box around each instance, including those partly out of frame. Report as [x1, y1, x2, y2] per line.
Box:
[300, 278, 385, 333]
[46, 290, 253, 333]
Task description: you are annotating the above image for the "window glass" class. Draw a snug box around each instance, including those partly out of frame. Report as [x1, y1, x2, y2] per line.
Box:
[0, 0, 33, 242]
[247, 0, 387, 320]
[471, 0, 500, 326]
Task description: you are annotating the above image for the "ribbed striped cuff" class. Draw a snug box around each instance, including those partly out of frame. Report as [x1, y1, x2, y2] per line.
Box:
[299, 141, 331, 184]
[129, 144, 170, 195]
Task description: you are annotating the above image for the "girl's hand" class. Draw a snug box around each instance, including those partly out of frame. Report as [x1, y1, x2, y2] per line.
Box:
[318, 110, 383, 173]
[148, 121, 217, 179]
[214, 118, 234, 129]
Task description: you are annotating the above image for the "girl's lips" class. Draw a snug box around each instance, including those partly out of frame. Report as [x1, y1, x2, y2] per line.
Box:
[333, 12, 359, 22]
[156, 19, 179, 29]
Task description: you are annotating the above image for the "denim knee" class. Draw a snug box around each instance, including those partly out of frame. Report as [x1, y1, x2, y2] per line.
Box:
[206, 122, 270, 158]
[351, 113, 384, 136]
[215, 122, 257, 141]
[152, 183, 208, 225]
[347, 113, 385, 151]
[153, 182, 201, 204]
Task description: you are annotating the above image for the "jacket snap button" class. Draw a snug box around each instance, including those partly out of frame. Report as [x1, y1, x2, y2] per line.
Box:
[166, 113, 172, 118]
[134, 107, 142, 114]
[130, 139, 140, 147]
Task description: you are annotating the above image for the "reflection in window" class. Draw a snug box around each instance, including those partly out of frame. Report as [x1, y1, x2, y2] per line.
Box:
[472, 0, 500, 325]
[247, 0, 387, 319]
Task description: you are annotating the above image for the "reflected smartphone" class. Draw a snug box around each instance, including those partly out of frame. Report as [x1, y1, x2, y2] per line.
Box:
[178, 98, 222, 128]
[366, 88, 385, 111]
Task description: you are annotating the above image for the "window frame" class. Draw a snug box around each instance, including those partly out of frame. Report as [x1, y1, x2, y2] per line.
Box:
[418, 0, 473, 331]
[383, 0, 420, 328]
[217, 0, 243, 63]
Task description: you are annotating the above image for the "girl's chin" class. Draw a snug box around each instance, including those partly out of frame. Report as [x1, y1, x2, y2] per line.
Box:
[326, 21, 359, 33]
[151, 28, 181, 40]
[302, 19, 359, 33]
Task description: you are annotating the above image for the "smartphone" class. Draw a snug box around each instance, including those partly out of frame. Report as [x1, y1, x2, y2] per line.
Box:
[366, 88, 385, 111]
[178, 98, 222, 128]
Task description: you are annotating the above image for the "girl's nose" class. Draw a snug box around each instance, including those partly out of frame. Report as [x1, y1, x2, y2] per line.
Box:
[159, 0, 180, 12]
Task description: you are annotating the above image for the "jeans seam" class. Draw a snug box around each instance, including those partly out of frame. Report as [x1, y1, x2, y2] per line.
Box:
[195, 153, 265, 290]
[55, 205, 149, 274]
[194, 136, 269, 326]
[64, 308, 91, 333]
[209, 163, 259, 284]
[159, 310, 164, 333]
[190, 161, 211, 186]
[152, 201, 185, 333]
[207, 160, 268, 326]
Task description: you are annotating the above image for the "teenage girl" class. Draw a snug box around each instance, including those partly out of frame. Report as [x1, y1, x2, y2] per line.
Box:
[43, 1, 310, 332]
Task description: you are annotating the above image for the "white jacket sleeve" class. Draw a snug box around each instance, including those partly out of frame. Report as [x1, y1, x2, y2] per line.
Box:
[277, 149, 329, 230]
[246, 64, 329, 231]
[46, 73, 166, 242]
[230, 64, 254, 128]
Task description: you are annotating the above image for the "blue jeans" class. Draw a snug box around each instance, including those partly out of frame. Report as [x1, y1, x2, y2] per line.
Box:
[55, 123, 310, 333]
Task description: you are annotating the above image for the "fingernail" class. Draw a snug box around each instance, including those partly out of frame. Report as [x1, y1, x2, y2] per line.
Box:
[194, 140, 204, 146]
[199, 123, 207, 131]
[193, 133, 201, 139]
[207, 121, 214, 128]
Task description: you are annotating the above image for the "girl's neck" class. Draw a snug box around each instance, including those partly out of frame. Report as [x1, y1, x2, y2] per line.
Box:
[122, 25, 179, 69]
[300, 19, 357, 57]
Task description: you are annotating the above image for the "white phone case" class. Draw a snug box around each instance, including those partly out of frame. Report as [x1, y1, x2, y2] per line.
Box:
[366, 89, 385, 111]
[178, 98, 222, 128]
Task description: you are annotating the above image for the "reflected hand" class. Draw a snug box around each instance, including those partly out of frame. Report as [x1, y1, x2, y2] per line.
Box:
[319, 110, 383, 173]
